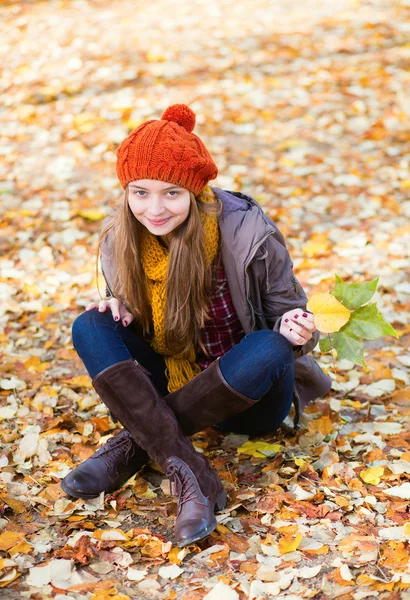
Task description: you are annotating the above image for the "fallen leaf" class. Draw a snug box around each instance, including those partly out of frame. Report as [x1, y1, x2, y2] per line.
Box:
[158, 565, 184, 580]
[384, 483, 410, 499]
[278, 533, 302, 554]
[0, 532, 25, 552]
[360, 466, 385, 486]
[237, 441, 281, 458]
[203, 582, 239, 600]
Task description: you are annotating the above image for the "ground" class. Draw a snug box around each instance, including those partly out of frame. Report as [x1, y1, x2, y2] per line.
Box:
[1, 0, 410, 598]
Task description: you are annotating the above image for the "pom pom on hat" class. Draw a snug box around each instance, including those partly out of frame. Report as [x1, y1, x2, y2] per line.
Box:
[161, 104, 196, 133]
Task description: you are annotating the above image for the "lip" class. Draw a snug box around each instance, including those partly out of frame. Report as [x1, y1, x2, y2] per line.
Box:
[147, 217, 171, 227]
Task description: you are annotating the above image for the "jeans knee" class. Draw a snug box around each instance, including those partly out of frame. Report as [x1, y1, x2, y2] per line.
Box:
[248, 329, 292, 357]
[71, 310, 110, 352]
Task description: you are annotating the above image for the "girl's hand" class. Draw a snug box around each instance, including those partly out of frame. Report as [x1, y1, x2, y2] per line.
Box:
[86, 298, 134, 327]
[279, 308, 316, 346]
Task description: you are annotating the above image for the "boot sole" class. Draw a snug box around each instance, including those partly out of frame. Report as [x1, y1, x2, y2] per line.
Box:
[176, 488, 228, 547]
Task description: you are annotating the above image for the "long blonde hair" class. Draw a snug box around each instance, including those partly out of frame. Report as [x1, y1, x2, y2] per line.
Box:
[98, 186, 221, 355]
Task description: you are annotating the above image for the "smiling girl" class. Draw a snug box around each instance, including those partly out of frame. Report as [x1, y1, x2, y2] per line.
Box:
[61, 105, 331, 546]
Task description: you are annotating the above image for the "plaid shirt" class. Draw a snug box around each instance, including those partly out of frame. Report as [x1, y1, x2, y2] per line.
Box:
[197, 261, 245, 370]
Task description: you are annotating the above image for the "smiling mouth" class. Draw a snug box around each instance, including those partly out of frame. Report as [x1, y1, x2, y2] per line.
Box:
[147, 218, 171, 226]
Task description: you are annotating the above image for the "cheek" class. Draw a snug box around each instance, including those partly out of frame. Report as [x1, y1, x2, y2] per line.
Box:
[128, 200, 145, 216]
[172, 198, 191, 219]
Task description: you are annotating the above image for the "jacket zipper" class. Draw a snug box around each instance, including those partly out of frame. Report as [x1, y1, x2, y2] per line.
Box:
[244, 231, 275, 330]
[291, 274, 301, 294]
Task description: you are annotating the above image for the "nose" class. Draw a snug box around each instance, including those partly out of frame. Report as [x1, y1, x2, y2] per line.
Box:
[149, 195, 166, 217]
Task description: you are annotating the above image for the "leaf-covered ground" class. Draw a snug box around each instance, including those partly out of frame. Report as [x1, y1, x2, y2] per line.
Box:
[1, 0, 410, 598]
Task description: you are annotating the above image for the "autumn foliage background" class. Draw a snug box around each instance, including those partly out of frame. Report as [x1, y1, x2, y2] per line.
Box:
[1, 0, 410, 598]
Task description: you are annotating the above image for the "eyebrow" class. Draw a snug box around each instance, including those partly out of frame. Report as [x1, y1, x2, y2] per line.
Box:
[129, 184, 183, 191]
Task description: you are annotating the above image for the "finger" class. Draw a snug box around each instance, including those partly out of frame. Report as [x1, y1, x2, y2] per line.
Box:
[121, 313, 134, 327]
[291, 310, 314, 323]
[287, 312, 316, 331]
[283, 319, 311, 341]
[107, 298, 121, 322]
[288, 328, 309, 345]
[118, 306, 134, 326]
[98, 300, 108, 312]
[301, 311, 315, 324]
[85, 302, 97, 311]
[296, 315, 316, 332]
[283, 318, 307, 335]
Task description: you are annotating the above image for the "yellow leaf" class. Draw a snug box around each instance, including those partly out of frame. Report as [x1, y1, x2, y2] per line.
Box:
[277, 138, 308, 151]
[9, 540, 33, 556]
[403, 522, 410, 538]
[0, 532, 25, 552]
[168, 546, 190, 565]
[64, 376, 92, 389]
[278, 157, 296, 167]
[302, 233, 331, 258]
[73, 113, 101, 134]
[24, 357, 50, 373]
[146, 52, 166, 63]
[278, 533, 302, 554]
[0, 569, 20, 587]
[237, 441, 281, 458]
[307, 292, 351, 333]
[77, 209, 106, 221]
[0, 496, 27, 514]
[360, 467, 385, 486]
[90, 591, 130, 600]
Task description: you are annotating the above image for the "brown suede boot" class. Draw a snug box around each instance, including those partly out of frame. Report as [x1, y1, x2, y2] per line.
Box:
[166, 358, 255, 435]
[62, 358, 254, 500]
[61, 429, 148, 499]
[166, 457, 227, 546]
[90, 359, 228, 546]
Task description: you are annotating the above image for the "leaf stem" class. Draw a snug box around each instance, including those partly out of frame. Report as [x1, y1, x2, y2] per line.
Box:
[328, 334, 337, 376]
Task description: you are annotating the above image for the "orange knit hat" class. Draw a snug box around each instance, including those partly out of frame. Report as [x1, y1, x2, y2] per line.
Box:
[116, 104, 218, 195]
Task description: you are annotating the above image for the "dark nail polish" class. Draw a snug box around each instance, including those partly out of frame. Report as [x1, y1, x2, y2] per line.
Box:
[123, 320, 127, 326]
[289, 328, 293, 331]
[303, 313, 308, 318]
[114, 316, 119, 321]
[294, 315, 299, 319]
[285, 319, 289, 323]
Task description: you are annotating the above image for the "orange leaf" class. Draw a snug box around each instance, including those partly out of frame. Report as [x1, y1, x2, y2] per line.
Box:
[307, 416, 334, 435]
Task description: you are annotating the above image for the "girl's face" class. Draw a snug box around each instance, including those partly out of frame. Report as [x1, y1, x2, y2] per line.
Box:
[128, 179, 191, 239]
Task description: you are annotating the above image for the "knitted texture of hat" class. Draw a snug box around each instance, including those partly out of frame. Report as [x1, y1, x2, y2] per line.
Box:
[116, 104, 218, 195]
[140, 185, 219, 393]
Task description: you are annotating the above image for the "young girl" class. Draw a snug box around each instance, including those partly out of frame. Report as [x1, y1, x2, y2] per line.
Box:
[61, 104, 331, 547]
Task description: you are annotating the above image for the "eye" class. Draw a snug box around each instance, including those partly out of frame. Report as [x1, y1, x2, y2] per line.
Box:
[133, 190, 146, 196]
[167, 191, 179, 197]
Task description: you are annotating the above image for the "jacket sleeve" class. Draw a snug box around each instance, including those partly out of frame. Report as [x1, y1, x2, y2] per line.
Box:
[99, 218, 117, 299]
[99, 220, 136, 315]
[260, 232, 319, 358]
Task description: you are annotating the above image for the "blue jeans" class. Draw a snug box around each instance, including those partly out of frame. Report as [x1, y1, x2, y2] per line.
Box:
[72, 310, 295, 435]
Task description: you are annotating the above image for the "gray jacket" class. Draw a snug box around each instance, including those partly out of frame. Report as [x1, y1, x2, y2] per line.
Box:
[100, 187, 331, 425]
